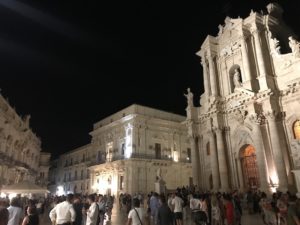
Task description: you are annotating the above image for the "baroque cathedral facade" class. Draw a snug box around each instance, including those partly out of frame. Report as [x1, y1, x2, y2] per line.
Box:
[187, 3, 300, 194]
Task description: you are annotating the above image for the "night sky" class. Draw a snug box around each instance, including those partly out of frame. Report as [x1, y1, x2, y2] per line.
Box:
[0, 0, 299, 159]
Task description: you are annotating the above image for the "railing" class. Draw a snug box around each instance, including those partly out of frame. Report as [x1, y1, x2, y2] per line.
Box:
[85, 153, 191, 166]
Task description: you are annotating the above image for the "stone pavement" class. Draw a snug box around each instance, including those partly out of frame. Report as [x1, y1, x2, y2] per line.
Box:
[40, 204, 264, 225]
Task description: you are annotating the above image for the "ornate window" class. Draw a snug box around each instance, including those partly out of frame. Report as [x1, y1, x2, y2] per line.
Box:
[293, 120, 300, 139]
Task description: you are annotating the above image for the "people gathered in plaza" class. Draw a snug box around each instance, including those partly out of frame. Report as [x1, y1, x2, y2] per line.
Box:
[2, 186, 300, 225]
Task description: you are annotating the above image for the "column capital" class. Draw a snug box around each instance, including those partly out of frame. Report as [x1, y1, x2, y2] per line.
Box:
[264, 110, 286, 122]
[249, 113, 267, 125]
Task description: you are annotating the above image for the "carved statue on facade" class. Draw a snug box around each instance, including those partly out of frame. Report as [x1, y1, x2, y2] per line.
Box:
[288, 36, 300, 58]
[184, 88, 194, 107]
[269, 34, 281, 55]
[156, 168, 162, 181]
[233, 69, 242, 88]
[218, 24, 224, 36]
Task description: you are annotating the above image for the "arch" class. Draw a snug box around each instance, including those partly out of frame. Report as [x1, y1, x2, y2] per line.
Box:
[239, 144, 260, 189]
[229, 65, 242, 93]
[293, 120, 300, 140]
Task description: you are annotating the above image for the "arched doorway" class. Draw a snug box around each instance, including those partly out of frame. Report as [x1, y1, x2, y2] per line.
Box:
[240, 144, 260, 189]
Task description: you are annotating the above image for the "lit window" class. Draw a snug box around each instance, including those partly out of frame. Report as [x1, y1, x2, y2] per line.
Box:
[293, 120, 300, 139]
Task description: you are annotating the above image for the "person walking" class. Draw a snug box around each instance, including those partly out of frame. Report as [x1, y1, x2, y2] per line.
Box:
[0, 207, 9, 225]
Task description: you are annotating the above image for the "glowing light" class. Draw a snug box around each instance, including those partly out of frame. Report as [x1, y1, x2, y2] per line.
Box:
[0, 193, 6, 198]
[173, 151, 179, 162]
[8, 193, 17, 200]
[56, 186, 65, 196]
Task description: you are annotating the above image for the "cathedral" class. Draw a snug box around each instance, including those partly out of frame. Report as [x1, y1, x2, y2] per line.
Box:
[186, 3, 300, 194]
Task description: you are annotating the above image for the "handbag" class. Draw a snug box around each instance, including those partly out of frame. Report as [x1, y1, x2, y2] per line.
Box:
[133, 208, 143, 225]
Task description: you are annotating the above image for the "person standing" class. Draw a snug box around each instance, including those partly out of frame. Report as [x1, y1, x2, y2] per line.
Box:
[7, 197, 23, 225]
[86, 194, 99, 225]
[21, 206, 39, 225]
[0, 207, 9, 225]
[49, 194, 76, 225]
[157, 195, 173, 225]
[127, 198, 144, 225]
[171, 193, 184, 225]
[73, 194, 83, 225]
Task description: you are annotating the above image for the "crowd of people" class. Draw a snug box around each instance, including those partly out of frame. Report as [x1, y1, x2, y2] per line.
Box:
[1, 186, 300, 225]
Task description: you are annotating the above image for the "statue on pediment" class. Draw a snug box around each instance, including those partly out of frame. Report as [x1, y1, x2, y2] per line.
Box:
[289, 36, 300, 58]
[184, 88, 194, 107]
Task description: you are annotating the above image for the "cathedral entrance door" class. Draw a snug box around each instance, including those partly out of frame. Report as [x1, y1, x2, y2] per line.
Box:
[240, 145, 260, 189]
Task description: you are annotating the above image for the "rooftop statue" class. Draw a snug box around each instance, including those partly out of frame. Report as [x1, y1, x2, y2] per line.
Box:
[184, 88, 194, 107]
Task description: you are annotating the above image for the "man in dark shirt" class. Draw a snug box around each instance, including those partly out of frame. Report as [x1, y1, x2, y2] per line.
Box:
[73, 194, 83, 225]
[157, 195, 173, 225]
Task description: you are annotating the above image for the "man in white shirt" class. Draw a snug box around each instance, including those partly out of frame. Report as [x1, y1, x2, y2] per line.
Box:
[86, 194, 99, 225]
[49, 194, 76, 225]
[127, 198, 144, 225]
[171, 193, 183, 225]
[7, 197, 23, 225]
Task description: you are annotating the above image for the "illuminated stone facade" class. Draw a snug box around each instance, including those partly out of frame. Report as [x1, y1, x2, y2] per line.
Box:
[187, 3, 300, 194]
[0, 93, 50, 189]
[89, 104, 192, 196]
[49, 104, 192, 196]
[48, 145, 92, 195]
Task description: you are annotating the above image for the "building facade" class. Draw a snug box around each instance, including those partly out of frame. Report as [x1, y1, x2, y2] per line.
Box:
[187, 3, 300, 194]
[49, 104, 192, 196]
[0, 93, 50, 189]
[48, 144, 92, 195]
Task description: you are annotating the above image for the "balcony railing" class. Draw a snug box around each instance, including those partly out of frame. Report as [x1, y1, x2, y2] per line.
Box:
[85, 152, 191, 167]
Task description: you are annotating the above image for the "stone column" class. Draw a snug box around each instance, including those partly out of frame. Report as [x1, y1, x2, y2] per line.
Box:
[252, 29, 268, 90]
[197, 135, 205, 190]
[215, 129, 229, 191]
[201, 59, 210, 96]
[224, 126, 238, 188]
[207, 55, 218, 96]
[240, 36, 251, 81]
[236, 157, 244, 190]
[267, 113, 288, 191]
[250, 114, 270, 193]
[190, 136, 200, 187]
[209, 132, 220, 190]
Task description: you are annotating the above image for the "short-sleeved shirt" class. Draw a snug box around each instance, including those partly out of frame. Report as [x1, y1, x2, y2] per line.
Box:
[128, 207, 144, 225]
[7, 206, 23, 225]
[172, 196, 183, 213]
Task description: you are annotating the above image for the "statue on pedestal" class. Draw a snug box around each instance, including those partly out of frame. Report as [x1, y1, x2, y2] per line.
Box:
[289, 36, 300, 58]
[155, 168, 166, 194]
[184, 88, 194, 107]
[233, 69, 242, 88]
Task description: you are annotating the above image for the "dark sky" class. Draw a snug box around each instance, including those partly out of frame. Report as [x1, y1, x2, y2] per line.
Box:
[0, 0, 299, 159]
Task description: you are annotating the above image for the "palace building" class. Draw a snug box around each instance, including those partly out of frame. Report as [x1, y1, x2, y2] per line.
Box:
[187, 3, 300, 194]
[0, 93, 50, 189]
[49, 104, 192, 196]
